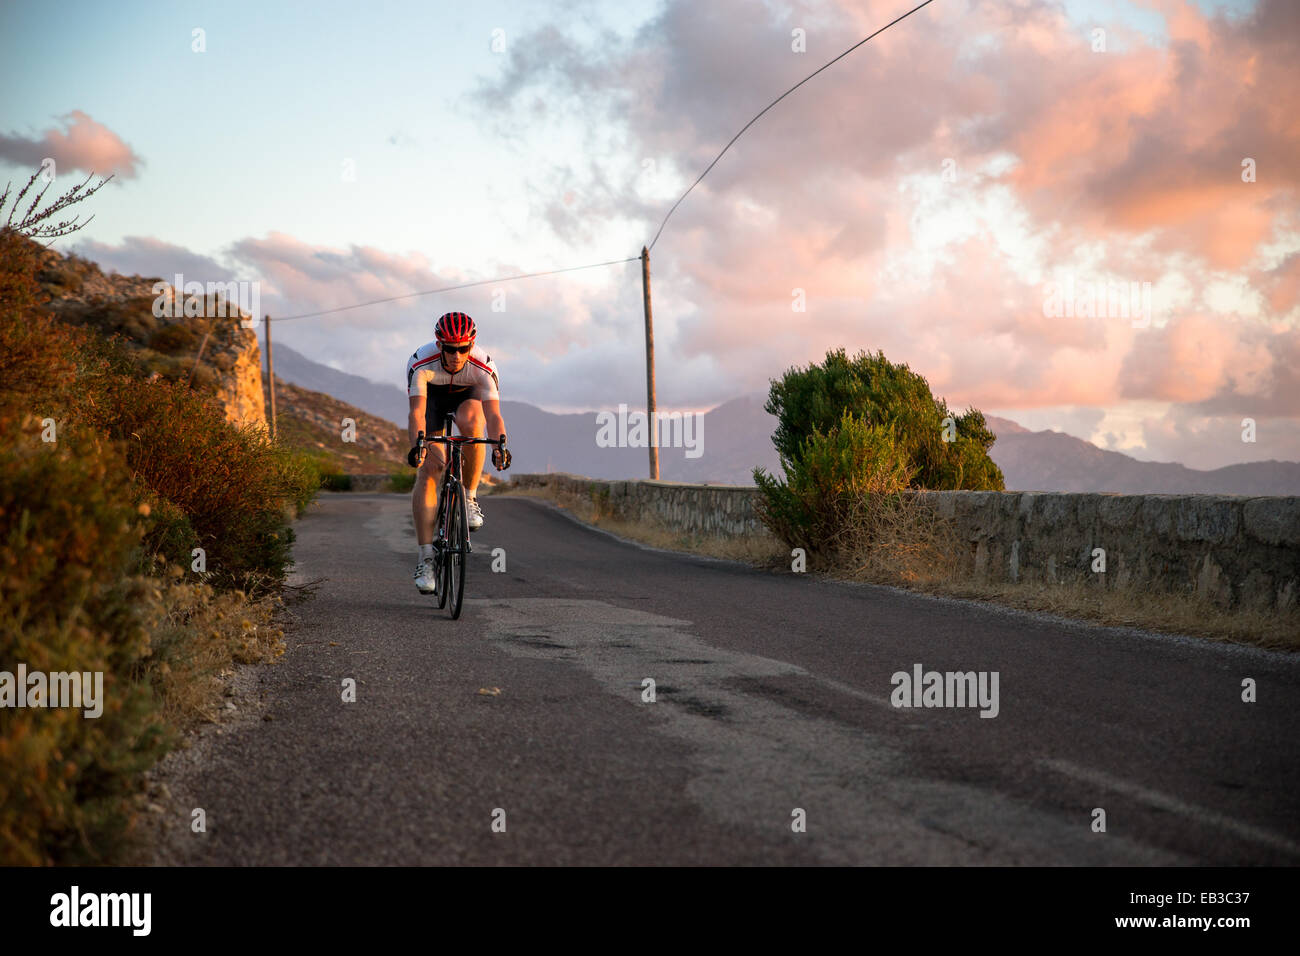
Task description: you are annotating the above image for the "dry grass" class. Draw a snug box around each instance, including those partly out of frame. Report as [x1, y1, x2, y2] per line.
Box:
[498, 482, 1298, 651]
[823, 495, 1299, 650]
[144, 564, 287, 730]
[904, 576, 1300, 650]
[489, 483, 788, 564]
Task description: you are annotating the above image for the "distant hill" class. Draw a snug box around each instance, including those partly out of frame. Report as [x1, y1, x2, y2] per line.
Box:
[263, 372, 406, 474]
[268, 344, 758, 482]
[272, 344, 409, 426]
[266, 346, 1300, 494]
[984, 417, 1300, 495]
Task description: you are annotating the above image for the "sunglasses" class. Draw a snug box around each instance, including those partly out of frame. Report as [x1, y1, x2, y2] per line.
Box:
[440, 343, 472, 354]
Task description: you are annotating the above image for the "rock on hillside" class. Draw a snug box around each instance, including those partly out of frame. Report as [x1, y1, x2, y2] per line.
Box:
[36, 246, 266, 430]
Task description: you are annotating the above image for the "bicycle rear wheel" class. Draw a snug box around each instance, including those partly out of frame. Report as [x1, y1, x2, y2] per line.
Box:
[445, 481, 468, 619]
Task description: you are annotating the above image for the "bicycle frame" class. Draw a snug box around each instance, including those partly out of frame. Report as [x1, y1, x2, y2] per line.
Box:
[415, 413, 506, 618]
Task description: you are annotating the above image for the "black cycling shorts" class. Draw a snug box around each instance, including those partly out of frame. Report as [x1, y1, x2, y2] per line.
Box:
[425, 387, 475, 435]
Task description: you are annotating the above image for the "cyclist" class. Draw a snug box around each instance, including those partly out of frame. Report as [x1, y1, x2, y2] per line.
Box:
[405, 311, 511, 594]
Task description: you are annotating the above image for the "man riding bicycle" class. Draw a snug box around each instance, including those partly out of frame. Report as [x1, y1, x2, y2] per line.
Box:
[406, 311, 511, 594]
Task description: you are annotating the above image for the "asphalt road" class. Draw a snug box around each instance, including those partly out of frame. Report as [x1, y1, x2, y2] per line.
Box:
[157, 491, 1300, 865]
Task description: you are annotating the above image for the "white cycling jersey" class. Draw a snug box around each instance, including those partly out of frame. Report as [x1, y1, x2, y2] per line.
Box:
[405, 342, 500, 402]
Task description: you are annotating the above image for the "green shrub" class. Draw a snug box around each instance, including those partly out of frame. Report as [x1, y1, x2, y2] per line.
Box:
[135, 493, 198, 574]
[755, 411, 913, 559]
[755, 347, 998, 569]
[304, 453, 347, 492]
[387, 468, 415, 493]
[148, 322, 200, 355]
[0, 428, 169, 865]
[763, 347, 1003, 491]
[277, 450, 323, 513]
[320, 472, 352, 492]
[75, 375, 300, 592]
[0, 185, 312, 865]
[0, 231, 316, 863]
[0, 259, 74, 405]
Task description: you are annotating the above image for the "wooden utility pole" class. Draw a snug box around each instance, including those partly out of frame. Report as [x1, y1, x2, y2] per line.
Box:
[640, 245, 659, 480]
[185, 330, 211, 388]
[264, 314, 277, 441]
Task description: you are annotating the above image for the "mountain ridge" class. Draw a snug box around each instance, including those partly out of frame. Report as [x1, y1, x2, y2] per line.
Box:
[266, 344, 1300, 494]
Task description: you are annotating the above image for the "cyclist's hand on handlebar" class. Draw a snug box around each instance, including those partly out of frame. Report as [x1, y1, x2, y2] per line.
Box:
[492, 437, 511, 471]
[407, 442, 426, 469]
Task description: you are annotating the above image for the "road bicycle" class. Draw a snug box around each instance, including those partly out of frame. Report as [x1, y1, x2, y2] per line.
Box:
[416, 414, 507, 619]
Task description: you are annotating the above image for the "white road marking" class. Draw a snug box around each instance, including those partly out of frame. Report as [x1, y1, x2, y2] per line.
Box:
[1039, 757, 1300, 857]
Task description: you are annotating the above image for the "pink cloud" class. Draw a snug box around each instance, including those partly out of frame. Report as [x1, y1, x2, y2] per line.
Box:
[0, 110, 142, 179]
[990, 1, 1299, 269]
[1259, 253, 1300, 315]
[1119, 314, 1293, 409]
[68, 1, 1300, 468]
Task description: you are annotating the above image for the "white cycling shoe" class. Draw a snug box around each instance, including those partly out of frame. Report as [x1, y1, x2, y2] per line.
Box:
[467, 496, 484, 532]
[413, 557, 438, 594]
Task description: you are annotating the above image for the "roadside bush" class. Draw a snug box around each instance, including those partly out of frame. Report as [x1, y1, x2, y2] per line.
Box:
[306, 452, 348, 489]
[387, 468, 416, 493]
[2, 274, 315, 597]
[0, 428, 168, 865]
[0, 173, 310, 864]
[0, 228, 44, 326]
[755, 347, 991, 575]
[321, 473, 353, 491]
[278, 449, 323, 514]
[762, 347, 1004, 491]
[148, 322, 201, 355]
[135, 494, 198, 574]
[78, 375, 298, 593]
[1, 209, 317, 861]
[755, 411, 913, 560]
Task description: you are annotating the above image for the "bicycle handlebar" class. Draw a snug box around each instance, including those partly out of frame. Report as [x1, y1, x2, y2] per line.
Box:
[416, 430, 506, 449]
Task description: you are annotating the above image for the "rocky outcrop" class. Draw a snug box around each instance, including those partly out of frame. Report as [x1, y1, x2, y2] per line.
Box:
[37, 247, 266, 430]
[214, 324, 266, 430]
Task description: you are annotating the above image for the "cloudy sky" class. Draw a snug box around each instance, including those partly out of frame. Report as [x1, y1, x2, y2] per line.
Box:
[1, 0, 1295, 469]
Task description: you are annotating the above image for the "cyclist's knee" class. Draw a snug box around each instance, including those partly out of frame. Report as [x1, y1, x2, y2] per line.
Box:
[457, 403, 484, 435]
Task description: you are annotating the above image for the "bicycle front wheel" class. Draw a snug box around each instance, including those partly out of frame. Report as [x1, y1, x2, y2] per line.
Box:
[445, 481, 468, 619]
[434, 538, 448, 610]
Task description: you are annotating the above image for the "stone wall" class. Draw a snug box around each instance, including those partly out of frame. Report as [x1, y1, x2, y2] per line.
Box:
[508, 473, 768, 537]
[913, 490, 1299, 612]
[505, 473, 1300, 612]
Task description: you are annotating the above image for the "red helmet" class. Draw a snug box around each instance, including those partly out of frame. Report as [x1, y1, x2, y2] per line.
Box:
[435, 311, 476, 343]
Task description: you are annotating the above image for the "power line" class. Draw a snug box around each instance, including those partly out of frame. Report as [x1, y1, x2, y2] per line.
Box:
[274, 255, 639, 322]
[646, 0, 938, 252]
[272, 0, 937, 321]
